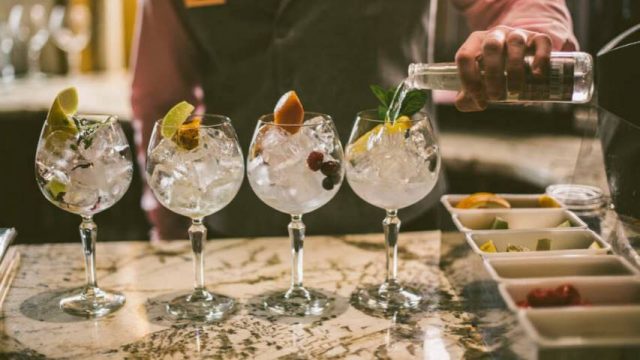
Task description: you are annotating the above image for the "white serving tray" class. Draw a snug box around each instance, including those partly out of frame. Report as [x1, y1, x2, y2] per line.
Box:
[519, 307, 640, 348]
[466, 229, 610, 258]
[441, 193, 564, 215]
[498, 277, 640, 312]
[452, 209, 586, 232]
[483, 255, 640, 283]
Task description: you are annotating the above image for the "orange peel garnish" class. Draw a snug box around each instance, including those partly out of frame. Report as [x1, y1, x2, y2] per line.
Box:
[175, 117, 201, 150]
[274, 91, 304, 134]
[455, 192, 511, 209]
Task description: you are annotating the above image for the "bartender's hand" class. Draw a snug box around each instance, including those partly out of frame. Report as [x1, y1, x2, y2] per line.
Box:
[455, 26, 553, 112]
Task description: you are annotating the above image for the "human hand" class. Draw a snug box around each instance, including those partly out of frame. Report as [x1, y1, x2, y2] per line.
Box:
[454, 26, 553, 111]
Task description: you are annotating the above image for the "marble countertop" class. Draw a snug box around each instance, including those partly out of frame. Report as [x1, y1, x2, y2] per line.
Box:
[0, 231, 527, 359]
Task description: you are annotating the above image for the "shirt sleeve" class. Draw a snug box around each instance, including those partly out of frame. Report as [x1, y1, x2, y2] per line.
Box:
[130, 0, 202, 239]
[452, 0, 579, 51]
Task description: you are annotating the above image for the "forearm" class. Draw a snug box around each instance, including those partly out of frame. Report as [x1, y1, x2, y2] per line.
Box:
[453, 0, 578, 50]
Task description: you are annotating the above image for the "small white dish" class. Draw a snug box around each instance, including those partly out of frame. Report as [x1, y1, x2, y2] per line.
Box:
[519, 307, 640, 348]
[499, 277, 640, 312]
[484, 255, 640, 283]
[452, 209, 586, 232]
[441, 193, 564, 215]
[467, 229, 610, 258]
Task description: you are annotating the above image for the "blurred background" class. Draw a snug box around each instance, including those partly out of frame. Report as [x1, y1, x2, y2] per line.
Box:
[0, 0, 638, 244]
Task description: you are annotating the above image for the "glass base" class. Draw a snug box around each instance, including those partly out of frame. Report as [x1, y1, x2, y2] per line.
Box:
[353, 282, 422, 313]
[59, 287, 125, 318]
[166, 289, 235, 322]
[264, 286, 333, 317]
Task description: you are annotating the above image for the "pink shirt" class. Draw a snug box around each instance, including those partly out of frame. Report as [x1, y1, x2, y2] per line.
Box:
[131, 0, 578, 240]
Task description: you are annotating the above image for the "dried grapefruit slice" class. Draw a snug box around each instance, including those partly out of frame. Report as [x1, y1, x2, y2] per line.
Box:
[175, 116, 201, 150]
[274, 91, 304, 134]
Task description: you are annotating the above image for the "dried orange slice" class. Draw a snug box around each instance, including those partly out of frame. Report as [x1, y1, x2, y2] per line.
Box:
[348, 116, 411, 156]
[455, 192, 511, 209]
[175, 117, 201, 150]
[538, 194, 561, 208]
[274, 91, 304, 134]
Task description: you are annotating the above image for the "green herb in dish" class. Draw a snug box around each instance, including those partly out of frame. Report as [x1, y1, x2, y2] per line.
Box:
[506, 244, 530, 252]
[490, 217, 509, 230]
[536, 238, 551, 251]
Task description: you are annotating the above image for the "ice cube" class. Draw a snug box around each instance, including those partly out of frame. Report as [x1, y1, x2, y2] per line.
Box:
[192, 155, 219, 189]
[149, 138, 178, 164]
[260, 125, 292, 165]
[78, 121, 115, 161]
[407, 121, 438, 163]
[64, 180, 100, 210]
[37, 133, 78, 172]
[301, 116, 335, 153]
[202, 128, 238, 158]
[248, 157, 271, 187]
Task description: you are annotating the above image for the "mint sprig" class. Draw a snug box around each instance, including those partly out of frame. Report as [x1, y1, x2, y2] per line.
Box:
[370, 84, 427, 121]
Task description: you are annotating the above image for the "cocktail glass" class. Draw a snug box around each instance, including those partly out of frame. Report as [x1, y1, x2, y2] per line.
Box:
[35, 114, 133, 317]
[49, 4, 91, 76]
[146, 114, 244, 321]
[346, 110, 440, 312]
[247, 113, 344, 316]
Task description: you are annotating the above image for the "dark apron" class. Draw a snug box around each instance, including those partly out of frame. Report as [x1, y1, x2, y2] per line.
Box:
[174, 0, 443, 237]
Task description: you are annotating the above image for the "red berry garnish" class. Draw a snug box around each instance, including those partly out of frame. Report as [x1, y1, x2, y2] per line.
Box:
[527, 288, 548, 307]
[322, 177, 334, 190]
[526, 284, 584, 308]
[527, 288, 563, 307]
[556, 284, 581, 305]
[516, 300, 530, 308]
[321, 160, 340, 176]
[307, 151, 324, 171]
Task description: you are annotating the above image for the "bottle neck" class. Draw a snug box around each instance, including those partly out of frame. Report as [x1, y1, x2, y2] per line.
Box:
[407, 62, 460, 91]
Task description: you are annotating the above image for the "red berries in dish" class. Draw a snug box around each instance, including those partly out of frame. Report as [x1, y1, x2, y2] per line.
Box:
[518, 284, 590, 308]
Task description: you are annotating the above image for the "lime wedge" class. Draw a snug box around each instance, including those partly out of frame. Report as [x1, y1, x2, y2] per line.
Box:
[45, 179, 67, 200]
[557, 220, 572, 228]
[479, 240, 497, 253]
[490, 217, 509, 230]
[161, 101, 195, 139]
[47, 87, 79, 134]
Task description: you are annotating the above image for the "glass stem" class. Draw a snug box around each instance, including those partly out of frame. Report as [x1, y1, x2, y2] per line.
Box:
[190, 218, 208, 298]
[383, 209, 401, 286]
[289, 214, 305, 289]
[67, 51, 81, 76]
[27, 47, 41, 76]
[79, 216, 98, 294]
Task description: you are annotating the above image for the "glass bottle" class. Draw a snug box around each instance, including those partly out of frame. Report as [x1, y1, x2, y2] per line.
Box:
[546, 184, 605, 233]
[408, 51, 593, 103]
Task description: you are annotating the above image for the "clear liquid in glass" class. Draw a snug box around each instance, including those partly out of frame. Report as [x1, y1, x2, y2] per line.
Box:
[35, 115, 133, 216]
[146, 127, 244, 219]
